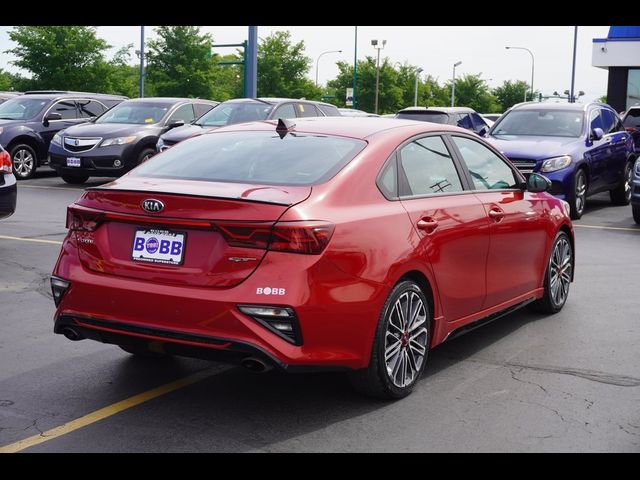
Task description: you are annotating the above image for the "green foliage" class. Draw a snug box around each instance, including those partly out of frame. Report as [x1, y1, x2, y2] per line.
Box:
[257, 31, 321, 100]
[448, 74, 500, 113]
[210, 53, 243, 101]
[599, 95, 607, 104]
[6, 26, 112, 92]
[146, 26, 217, 99]
[492, 80, 537, 112]
[0, 69, 14, 91]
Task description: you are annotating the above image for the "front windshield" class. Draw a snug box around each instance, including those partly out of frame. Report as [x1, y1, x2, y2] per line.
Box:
[196, 102, 272, 127]
[492, 109, 584, 138]
[0, 98, 48, 120]
[96, 102, 171, 125]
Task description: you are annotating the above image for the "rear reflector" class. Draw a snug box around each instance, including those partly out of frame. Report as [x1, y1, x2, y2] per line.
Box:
[238, 305, 302, 345]
[0, 151, 11, 174]
[51, 276, 71, 307]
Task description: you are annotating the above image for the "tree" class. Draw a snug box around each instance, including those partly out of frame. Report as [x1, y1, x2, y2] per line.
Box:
[6, 26, 112, 92]
[416, 74, 450, 107]
[448, 74, 499, 113]
[0, 69, 13, 91]
[257, 31, 321, 100]
[104, 45, 146, 98]
[210, 53, 243, 101]
[493, 80, 537, 112]
[146, 26, 216, 99]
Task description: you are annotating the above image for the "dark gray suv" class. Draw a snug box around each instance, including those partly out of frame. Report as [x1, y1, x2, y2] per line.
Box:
[0, 91, 127, 179]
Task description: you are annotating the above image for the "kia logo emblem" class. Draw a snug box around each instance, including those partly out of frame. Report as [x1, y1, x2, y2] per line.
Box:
[141, 199, 164, 213]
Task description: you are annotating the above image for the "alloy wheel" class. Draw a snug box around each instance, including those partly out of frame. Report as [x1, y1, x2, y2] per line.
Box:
[13, 148, 34, 178]
[549, 236, 572, 308]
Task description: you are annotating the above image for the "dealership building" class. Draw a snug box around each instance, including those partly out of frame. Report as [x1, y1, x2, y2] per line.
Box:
[592, 26, 640, 112]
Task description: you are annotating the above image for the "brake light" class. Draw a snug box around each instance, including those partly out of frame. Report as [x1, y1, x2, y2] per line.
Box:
[216, 221, 335, 254]
[66, 205, 105, 232]
[271, 222, 335, 254]
[0, 151, 11, 174]
[626, 127, 637, 133]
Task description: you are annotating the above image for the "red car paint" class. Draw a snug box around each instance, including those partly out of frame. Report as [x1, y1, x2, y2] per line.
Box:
[52, 117, 573, 371]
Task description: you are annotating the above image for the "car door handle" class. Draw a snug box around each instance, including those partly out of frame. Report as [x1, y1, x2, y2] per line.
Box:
[488, 208, 505, 222]
[417, 218, 438, 233]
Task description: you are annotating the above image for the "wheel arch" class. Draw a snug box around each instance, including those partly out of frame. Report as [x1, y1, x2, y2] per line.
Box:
[7, 134, 45, 163]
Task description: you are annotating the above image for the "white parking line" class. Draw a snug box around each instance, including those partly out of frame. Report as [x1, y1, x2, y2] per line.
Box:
[574, 224, 640, 233]
[0, 235, 63, 245]
[19, 184, 83, 192]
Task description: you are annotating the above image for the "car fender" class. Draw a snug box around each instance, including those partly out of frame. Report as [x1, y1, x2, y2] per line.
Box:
[5, 126, 47, 160]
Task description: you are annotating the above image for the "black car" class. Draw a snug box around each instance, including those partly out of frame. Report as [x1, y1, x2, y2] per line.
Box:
[49, 97, 218, 184]
[0, 144, 17, 220]
[394, 106, 490, 135]
[157, 97, 341, 151]
[0, 91, 127, 179]
[0, 92, 21, 105]
[622, 105, 640, 151]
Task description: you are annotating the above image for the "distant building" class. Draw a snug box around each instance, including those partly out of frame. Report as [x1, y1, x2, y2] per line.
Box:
[592, 26, 640, 112]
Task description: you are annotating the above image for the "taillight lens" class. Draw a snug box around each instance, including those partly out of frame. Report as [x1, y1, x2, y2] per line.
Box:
[626, 127, 637, 133]
[270, 222, 335, 254]
[0, 151, 11, 174]
[66, 205, 105, 232]
[216, 221, 335, 254]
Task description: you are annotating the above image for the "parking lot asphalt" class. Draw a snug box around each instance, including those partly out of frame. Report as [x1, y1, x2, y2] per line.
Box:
[1, 169, 639, 452]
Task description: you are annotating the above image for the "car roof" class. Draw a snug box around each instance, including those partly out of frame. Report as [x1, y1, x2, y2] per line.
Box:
[119, 97, 218, 104]
[18, 92, 127, 101]
[221, 97, 336, 107]
[510, 101, 607, 112]
[397, 106, 476, 114]
[208, 116, 471, 140]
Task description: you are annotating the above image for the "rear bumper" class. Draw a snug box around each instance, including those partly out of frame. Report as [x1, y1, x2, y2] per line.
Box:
[0, 176, 17, 220]
[52, 238, 388, 371]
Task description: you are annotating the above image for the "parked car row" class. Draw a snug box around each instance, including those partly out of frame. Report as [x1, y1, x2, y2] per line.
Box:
[0, 144, 17, 220]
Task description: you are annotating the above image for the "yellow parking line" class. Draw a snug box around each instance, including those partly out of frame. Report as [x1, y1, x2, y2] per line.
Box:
[0, 368, 219, 453]
[0, 235, 63, 245]
[19, 184, 83, 192]
[574, 224, 640, 233]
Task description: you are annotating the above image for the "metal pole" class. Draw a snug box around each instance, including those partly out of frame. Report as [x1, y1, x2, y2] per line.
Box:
[315, 50, 342, 87]
[353, 26, 358, 109]
[570, 26, 578, 103]
[374, 47, 381, 114]
[139, 26, 145, 98]
[246, 26, 258, 98]
[451, 63, 461, 107]
[505, 46, 534, 102]
[414, 68, 422, 107]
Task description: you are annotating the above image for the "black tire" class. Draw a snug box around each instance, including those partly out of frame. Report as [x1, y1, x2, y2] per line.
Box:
[137, 148, 155, 165]
[349, 280, 430, 400]
[529, 231, 573, 314]
[633, 204, 640, 225]
[61, 174, 89, 185]
[118, 343, 168, 358]
[10, 144, 38, 180]
[568, 169, 587, 220]
[609, 160, 633, 205]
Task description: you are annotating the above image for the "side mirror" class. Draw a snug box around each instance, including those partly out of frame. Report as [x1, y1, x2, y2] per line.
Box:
[43, 112, 62, 123]
[167, 120, 185, 129]
[591, 127, 604, 141]
[526, 173, 552, 193]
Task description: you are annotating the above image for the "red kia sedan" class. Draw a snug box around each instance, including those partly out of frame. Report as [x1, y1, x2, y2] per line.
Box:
[51, 117, 574, 399]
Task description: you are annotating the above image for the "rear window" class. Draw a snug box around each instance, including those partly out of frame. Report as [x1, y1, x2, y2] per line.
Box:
[395, 112, 449, 124]
[132, 130, 367, 186]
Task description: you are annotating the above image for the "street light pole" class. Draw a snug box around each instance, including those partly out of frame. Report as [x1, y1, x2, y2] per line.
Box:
[315, 50, 342, 87]
[505, 46, 534, 102]
[414, 67, 423, 106]
[372, 39, 386, 114]
[139, 26, 145, 98]
[451, 61, 461, 107]
[353, 26, 358, 109]
[569, 26, 578, 103]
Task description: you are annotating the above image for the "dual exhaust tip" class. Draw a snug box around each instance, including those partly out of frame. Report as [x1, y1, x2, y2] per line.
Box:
[61, 327, 83, 341]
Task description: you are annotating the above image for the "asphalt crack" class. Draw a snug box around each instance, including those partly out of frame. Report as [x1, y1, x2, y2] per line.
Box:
[510, 368, 548, 394]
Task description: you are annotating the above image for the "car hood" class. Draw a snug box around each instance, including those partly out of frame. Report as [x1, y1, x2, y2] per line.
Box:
[160, 124, 214, 143]
[61, 122, 160, 138]
[487, 135, 580, 159]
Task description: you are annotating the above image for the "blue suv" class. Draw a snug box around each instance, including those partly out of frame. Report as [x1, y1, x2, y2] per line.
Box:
[487, 102, 635, 219]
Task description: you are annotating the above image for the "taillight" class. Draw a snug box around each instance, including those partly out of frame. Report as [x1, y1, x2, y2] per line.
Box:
[66, 205, 105, 232]
[216, 221, 335, 254]
[270, 222, 335, 254]
[0, 151, 11, 174]
[626, 127, 637, 133]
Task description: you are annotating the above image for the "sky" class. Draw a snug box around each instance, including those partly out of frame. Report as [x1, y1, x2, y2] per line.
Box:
[0, 26, 611, 103]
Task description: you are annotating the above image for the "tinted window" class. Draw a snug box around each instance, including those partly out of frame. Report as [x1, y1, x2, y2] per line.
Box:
[272, 103, 297, 119]
[452, 136, 517, 190]
[399, 136, 463, 196]
[194, 103, 215, 118]
[296, 103, 321, 118]
[395, 112, 449, 124]
[0, 97, 48, 120]
[470, 113, 488, 132]
[590, 110, 604, 131]
[198, 102, 272, 127]
[456, 113, 474, 130]
[168, 104, 195, 124]
[317, 104, 341, 116]
[49, 101, 77, 120]
[96, 102, 171, 124]
[493, 109, 583, 137]
[600, 109, 616, 134]
[132, 131, 367, 186]
[623, 108, 640, 128]
[76, 100, 105, 118]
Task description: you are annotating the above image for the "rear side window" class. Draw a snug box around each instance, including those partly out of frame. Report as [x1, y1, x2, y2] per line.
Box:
[317, 104, 341, 116]
[297, 103, 321, 117]
[395, 112, 449, 124]
[194, 103, 215, 117]
[399, 136, 463, 196]
[132, 130, 367, 186]
[272, 103, 297, 119]
[623, 109, 640, 128]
